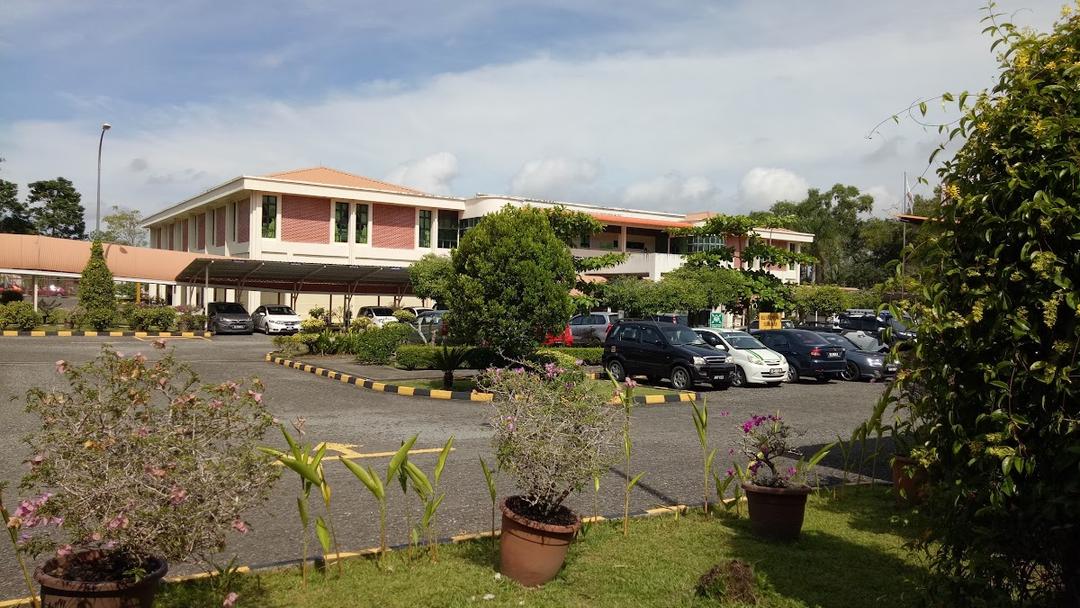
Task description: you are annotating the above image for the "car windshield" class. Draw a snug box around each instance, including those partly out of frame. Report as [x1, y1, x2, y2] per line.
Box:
[368, 307, 395, 316]
[791, 331, 829, 346]
[723, 334, 767, 350]
[265, 306, 294, 315]
[661, 326, 706, 346]
[818, 333, 854, 348]
[215, 303, 246, 314]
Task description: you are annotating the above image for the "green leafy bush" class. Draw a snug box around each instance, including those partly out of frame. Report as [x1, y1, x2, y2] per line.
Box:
[531, 348, 580, 370]
[65, 306, 86, 330]
[175, 307, 207, 332]
[0, 301, 42, 330]
[541, 347, 604, 366]
[50, 308, 69, 327]
[300, 318, 326, 333]
[348, 316, 373, 332]
[78, 241, 116, 331]
[351, 324, 423, 365]
[394, 345, 438, 370]
[272, 335, 309, 357]
[127, 305, 178, 331]
[392, 309, 416, 323]
[888, 11, 1080, 604]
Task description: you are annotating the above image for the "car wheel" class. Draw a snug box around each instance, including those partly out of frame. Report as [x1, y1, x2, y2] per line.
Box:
[840, 362, 860, 382]
[670, 365, 692, 391]
[732, 366, 748, 387]
[606, 360, 626, 382]
[785, 364, 799, 383]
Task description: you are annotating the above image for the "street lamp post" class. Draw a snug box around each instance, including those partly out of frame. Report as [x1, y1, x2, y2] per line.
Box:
[96, 123, 111, 235]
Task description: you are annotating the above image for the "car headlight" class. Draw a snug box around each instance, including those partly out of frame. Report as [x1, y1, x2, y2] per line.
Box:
[692, 356, 706, 365]
[868, 358, 883, 367]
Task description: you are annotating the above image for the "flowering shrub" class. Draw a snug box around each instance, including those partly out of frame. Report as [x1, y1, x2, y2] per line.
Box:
[478, 362, 618, 519]
[736, 413, 810, 488]
[17, 345, 279, 570]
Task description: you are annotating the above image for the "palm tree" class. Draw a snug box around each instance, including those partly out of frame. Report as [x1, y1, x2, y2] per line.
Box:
[432, 344, 473, 390]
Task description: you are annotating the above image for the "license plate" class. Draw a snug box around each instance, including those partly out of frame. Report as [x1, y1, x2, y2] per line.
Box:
[827, 352, 840, 358]
[769, 368, 781, 374]
[713, 375, 725, 380]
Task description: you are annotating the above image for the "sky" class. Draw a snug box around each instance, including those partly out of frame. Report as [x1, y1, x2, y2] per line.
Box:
[0, 0, 1064, 225]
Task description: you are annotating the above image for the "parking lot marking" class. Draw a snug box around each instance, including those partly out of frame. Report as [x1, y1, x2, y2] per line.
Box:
[270, 444, 452, 465]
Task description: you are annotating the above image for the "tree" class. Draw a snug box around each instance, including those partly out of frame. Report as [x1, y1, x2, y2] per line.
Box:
[28, 177, 85, 239]
[887, 10, 1080, 604]
[790, 284, 848, 321]
[0, 179, 36, 234]
[448, 205, 576, 358]
[93, 206, 147, 246]
[408, 253, 455, 308]
[770, 184, 873, 284]
[79, 240, 116, 330]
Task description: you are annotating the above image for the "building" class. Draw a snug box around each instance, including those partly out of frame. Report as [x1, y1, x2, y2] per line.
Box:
[141, 167, 813, 316]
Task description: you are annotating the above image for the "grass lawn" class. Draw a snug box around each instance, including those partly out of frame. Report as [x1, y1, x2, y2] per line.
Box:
[157, 486, 926, 608]
[392, 377, 685, 398]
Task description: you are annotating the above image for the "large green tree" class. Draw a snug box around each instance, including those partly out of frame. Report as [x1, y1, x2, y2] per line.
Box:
[93, 206, 147, 246]
[884, 10, 1080, 604]
[447, 205, 576, 358]
[28, 177, 85, 239]
[79, 240, 116, 330]
[770, 184, 873, 284]
[0, 179, 36, 234]
[408, 253, 454, 309]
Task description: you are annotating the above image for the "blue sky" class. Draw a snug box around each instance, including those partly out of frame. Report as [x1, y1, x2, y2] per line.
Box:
[0, 1, 1063, 222]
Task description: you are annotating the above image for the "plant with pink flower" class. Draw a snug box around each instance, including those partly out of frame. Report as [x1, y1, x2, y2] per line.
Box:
[734, 412, 833, 488]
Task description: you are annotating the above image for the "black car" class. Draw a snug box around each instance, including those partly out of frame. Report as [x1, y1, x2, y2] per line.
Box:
[837, 312, 916, 343]
[207, 302, 253, 335]
[603, 321, 736, 390]
[751, 329, 845, 383]
[814, 332, 898, 381]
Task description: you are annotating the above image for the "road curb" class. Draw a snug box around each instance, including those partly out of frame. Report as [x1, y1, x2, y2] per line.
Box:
[0, 330, 212, 338]
[265, 353, 703, 404]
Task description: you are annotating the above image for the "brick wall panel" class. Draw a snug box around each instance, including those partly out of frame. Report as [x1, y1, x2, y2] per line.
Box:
[167, 224, 175, 250]
[372, 204, 415, 249]
[181, 219, 189, 251]
[214, 208, 226, 247]
[282, 195, 330, 243]
[237, 201, 250, 243]
[197, 214, 206, 250]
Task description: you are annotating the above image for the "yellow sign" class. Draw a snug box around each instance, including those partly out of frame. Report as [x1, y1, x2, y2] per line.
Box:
[758, 312, 783, 330]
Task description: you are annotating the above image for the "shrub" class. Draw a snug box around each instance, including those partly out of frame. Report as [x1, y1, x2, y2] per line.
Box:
[272, 335, 309, 357]
[0, 289, 24, 304]
[392, 309, 416, 323]
[348, 316, 373, 332]
[530, 348, 579, 370]
[50, 308, 69, 327]
[128, 305, 177, 331]
[1, 301, 42, 330]
[299, 318, 326, 333]
[78, 241, 116, 331]
[18, 345, 279, 570]
[394, 345, 438, 370]
[478, 362, 618, 520]
[351, 323, 422, 365]
[536, 346, 604, 366]
[448, 205, 576, 359]
[175, 308, 207, 332]
[38, 299, 61, 325]
[307, 306, 326, 321]
[65, 306, 86, 330]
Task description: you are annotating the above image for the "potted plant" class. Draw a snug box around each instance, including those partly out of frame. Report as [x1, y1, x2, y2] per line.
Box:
[869, 367, 932, 503]
[735, 413, 831, 542]
[16, 344, 280, 607]
[478, 361, 619, 586]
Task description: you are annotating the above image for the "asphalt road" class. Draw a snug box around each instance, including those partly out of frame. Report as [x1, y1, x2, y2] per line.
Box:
[0, 335, 890, 600]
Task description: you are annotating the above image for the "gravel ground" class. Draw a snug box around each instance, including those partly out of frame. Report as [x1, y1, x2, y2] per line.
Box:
[0, 335, 891, 601]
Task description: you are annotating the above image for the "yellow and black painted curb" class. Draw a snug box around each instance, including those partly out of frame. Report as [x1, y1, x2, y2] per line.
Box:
[0, 330, 212, 338]
[265, 353, 702, 404]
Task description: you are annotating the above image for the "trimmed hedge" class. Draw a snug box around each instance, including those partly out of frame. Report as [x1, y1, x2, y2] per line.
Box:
[0, 301, 42, 330]
[542, 346, 604, 366]
[392, 345, 602, 370]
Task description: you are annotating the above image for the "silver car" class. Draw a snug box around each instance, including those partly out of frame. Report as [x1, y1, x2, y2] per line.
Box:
[569, 312, 620, 345]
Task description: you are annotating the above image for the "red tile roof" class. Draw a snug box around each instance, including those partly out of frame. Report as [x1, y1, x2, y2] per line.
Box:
[264, 167, 423, 195]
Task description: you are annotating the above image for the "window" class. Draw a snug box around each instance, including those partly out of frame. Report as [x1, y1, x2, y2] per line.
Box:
[418, 210, 432, 247]
[262, 196, 277, 238]
[640, 327, 663, 345]
[671, 235, 726, 254]
[580, 234, 591, 248]
[438, 210, 459, 248]
[626, 241, 646, 251]
[458, 217, 482, 238]
[334, 202, 349, 243]
[355, 203, 369, 244]
[788, 243, 797, 270]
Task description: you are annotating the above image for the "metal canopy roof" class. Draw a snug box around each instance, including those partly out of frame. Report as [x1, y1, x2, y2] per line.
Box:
[175, 258, 413, 295]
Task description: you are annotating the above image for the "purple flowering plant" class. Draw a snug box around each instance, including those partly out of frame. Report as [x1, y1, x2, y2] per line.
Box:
[735, 412, 832, 489]
[18, 345, 280, 578]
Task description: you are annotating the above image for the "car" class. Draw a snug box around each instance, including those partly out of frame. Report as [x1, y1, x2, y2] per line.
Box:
[542, 325, 574, 346]
[837, 312, 917, 343]
[746, 318, 795, 330]
[402, 306, 433, 317]
[813, 332, 898, 381]
[693, 328, 788, 387]
[569, 312, 620, 345]
[750, 329, 846, 383]
[415, 310, 449, 343]
[358, 306, 399, 327]
[251, 305, 301, 334]
[603, 320, 736, 390]
[41, 284, 67, 297]
[207, 302, 254, 335]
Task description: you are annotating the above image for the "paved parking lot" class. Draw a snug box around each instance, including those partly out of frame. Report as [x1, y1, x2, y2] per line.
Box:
[0, 335, 890, 600]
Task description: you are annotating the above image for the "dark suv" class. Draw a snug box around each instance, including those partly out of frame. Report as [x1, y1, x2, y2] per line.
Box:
[603, 321, 735, 390]
[207, 302, 253, 335]
[751, 329, 845, 383]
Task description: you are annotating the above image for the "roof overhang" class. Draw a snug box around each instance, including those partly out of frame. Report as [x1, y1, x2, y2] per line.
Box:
[174, 258, 413, 295]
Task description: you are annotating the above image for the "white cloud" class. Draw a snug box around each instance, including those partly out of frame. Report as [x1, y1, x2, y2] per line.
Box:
[621, 173, 720, 211]
[509, 158, 600, 200]
[864, 185, 896, 217]
[385, 152, 459, 194]
[737, 167, 808, 210]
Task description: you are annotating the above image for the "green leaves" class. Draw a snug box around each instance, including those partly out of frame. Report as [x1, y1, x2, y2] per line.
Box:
[479, 457, 497, 503]
[387, 435, 418, 485]
[342, 459, 384, 501]
[314, 517, 332, 555]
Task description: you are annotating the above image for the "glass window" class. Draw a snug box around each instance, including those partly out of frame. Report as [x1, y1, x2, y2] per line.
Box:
[438, 210, 459, 248]
[640, 327, 663, 345]
[788, 243, 797, 270]
[355, 204, 369, 244]
[335, 202, 349, 243]
[261, 196, 277, 238]
[418, 210, 432, 247]
[458, 217, 482, 238]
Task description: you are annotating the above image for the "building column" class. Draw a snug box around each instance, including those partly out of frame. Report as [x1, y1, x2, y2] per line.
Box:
[32, 276, 39, 312]
[619, 226, 627, 252]
[244, 290, 260, 312]
[170, 286, 182, 306]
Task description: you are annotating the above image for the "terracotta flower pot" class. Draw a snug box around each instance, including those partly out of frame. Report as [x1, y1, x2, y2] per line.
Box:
[499, 497, 580, 587]
[741, 483, 812, 541]
[891, 455, 928, 504]
[35, 550, 168, 608]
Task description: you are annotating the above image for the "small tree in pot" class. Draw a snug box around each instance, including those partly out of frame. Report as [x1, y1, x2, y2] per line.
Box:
[734, 413, 832, 542]
[17, 344, 280, 607]
[478, 361, 618, 587]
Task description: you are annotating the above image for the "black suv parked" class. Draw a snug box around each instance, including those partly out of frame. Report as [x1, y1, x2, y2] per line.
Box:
[603, 321, 735, 390]
[751, 329, 845, 383]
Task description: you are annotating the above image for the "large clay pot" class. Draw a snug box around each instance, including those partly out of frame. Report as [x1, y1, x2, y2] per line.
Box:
[741, 483, 812, 541]
[499, 497, 580, 587]
[35, 550, 168, 608]
[891, 455, 928, 504]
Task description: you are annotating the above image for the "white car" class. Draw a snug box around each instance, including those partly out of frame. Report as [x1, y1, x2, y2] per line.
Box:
[251, 305, 301, 334]
[693, 328, 789, 387]
[358, 306, 399, 328]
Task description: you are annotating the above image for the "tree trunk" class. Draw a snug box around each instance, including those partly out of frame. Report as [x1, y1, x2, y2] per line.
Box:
[442, 370, 454, 390]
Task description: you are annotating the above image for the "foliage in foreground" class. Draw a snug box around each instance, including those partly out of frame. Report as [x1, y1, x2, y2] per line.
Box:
[894, 7, 1080, 605]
